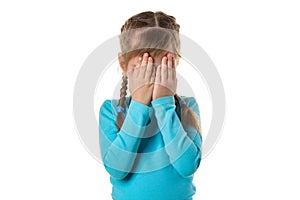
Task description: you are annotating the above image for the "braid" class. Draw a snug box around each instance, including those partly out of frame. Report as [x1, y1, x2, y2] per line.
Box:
[116, 73, 128, 132]
[174, 94, 202, 135]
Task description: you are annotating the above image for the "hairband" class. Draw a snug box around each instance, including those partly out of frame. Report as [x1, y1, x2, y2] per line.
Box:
[116, 106, 125, 113]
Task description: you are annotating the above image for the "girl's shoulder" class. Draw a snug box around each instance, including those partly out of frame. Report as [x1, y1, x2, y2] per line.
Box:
[177, 95, 197, 105]
[109, 96, 132, 106]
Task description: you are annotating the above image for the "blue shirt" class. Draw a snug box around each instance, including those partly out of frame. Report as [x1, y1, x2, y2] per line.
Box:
[99, 95, 202, 200]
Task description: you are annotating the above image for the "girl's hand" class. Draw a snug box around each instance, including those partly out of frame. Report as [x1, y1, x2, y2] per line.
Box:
[152, 53, 177, 100]
[127, 53, 156, 105]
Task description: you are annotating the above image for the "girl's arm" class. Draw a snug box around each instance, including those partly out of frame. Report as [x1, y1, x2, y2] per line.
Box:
[99, 99, 151, 180]
[151, 95, 202, 178]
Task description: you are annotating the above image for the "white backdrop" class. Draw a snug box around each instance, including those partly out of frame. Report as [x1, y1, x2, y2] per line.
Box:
[1, 0, 299, 199]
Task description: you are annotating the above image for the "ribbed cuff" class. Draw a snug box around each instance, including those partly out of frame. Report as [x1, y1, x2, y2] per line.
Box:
[128, 99, 151, 126]
[151, 95, 175, 106]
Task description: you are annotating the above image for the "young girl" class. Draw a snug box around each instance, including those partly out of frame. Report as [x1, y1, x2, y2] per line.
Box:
[99, 11, 202, 200]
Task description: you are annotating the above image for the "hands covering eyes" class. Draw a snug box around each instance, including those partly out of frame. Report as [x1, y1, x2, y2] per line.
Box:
[127, 52, 177, 105]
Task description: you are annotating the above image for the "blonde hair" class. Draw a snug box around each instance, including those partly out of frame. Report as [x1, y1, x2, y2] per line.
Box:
[116, 11, 201, 135]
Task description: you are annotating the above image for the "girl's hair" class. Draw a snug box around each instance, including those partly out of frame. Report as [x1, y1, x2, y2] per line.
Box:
[116, 11, 201, 135]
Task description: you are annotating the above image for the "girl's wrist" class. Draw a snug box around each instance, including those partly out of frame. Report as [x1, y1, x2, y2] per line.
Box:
[132, 96, 150, 106]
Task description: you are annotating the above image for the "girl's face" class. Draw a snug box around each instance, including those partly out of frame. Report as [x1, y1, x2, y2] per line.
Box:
[119, 52, 178, 74]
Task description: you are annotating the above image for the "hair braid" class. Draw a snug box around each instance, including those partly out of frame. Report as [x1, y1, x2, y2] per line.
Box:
[116, 72, 128, 132]
[174, 94, 202, 135]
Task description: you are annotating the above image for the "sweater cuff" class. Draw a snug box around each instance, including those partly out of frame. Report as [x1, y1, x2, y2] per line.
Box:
[151, 95, 175, 106]
[127, 99, 151, 126]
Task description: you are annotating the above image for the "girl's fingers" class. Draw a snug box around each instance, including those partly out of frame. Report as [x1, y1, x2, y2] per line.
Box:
[145, 57, 153, 82]
[161, 56, 168, 82]
[173, 56, 177, 67]
[136, 56, 142, 67]
[140, 52, 149, 78]
[155, 64, 161, 84]
[150, 65, 156, 84]
[133, 56, 142, 78]
[167, 53, 174, 80]
[172, 55, 176, 80]
[167, 53, 173, 68]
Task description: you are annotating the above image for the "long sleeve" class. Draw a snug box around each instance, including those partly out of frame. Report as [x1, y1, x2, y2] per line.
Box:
[151, 95, 202, 178]
[99, 99, 151, 180]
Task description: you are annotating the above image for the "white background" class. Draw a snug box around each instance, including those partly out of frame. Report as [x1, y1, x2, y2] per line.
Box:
[1, 0, 299, 199]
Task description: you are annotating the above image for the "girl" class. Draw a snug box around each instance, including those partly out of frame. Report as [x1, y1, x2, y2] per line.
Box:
[99, 11, 202, 200]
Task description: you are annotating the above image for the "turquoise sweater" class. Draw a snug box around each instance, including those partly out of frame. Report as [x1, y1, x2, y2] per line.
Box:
[99, 95, 202, 200]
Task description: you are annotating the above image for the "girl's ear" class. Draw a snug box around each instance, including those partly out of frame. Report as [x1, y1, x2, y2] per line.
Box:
[118, 53, 126, 73]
